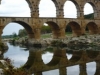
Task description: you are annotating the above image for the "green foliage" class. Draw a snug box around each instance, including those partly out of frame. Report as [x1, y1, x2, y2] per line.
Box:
[65, 25, 72, 32]
[41, 33, 51, 38]
[84, 13, 94, 19]
[41, 25, 51, 34]
[18, 29, 27, 37]
[2, 35, 13, 39]
[12, 32, 17, 38]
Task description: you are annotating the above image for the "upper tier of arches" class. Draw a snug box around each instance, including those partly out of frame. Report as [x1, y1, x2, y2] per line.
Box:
[0, 0, 99, 18]
[25, 0, 99, 18]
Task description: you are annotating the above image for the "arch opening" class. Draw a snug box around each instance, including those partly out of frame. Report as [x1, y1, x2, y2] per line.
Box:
[64, 1, 78, 18]
[43, 48, 63, 66]
[65, 22, 82, 37]
[84, 3, 95, 19]
[41, 21, 61, 39]
[86, 51, 99, 59]
[2, 21, 34, 39]
[0, 0, 30, 17]
[41, 23, 52, 39]
[39, 0, 56, 17]
[69, 51, 82, 63]
[86, 22, 99, 35]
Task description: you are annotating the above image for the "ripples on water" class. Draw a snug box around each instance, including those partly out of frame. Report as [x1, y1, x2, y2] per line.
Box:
[3, 42, 96, 75]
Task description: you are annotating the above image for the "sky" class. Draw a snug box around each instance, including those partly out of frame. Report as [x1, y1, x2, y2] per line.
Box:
[0, 0, 93, 35]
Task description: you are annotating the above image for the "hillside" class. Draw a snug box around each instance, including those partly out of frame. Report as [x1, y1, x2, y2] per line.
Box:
[84, 13, 94, 19]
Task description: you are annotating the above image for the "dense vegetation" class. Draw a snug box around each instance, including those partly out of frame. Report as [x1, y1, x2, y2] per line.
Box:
[84, 13, 94, 19]
[2, 25, 51, 39]
[2, 29, 27, 39]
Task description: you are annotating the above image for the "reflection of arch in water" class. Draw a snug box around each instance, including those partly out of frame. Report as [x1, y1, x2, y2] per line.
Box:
[23, 48, 68, 73]
[46, 48, 65, 66]
[86, 50, 99, 59]
[23, 50, 38, 69]
[23, 48, 100, 74]
[79, 63, 87, 75]
[94, 61, 100, 75]
[69, 51, 83, 63]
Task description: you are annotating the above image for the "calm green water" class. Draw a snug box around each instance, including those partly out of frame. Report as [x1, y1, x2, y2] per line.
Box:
[3, 42, 97, 75]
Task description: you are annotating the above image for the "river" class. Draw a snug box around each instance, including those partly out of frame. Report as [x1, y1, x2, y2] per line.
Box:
[3, 42, 97, 75]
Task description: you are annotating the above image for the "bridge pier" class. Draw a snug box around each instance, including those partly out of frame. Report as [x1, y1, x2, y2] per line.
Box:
[28, 50, 44, 74]
[56, 8, 64, 18]
[28, 28, 41, 40]
[33, 28, 41, 39]
[78, 10, 84, 19]
[95, 61, 100, 75]
[79, 63, 87, 75]
[58, 49, 68, 75]
[52, 28, 66, 39]
[34, 72, 42, 75]
[59, 67, 67, 75]
[81, 27, 86, 35]
[72, 30, 82, 37]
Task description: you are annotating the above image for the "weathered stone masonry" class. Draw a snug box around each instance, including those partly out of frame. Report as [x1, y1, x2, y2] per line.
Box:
[0, 0, 100, 40]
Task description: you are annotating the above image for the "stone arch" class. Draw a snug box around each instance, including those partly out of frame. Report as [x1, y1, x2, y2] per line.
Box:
[2, 21, 34, 38]
[64, 0, 80, 18]
[66, 21, 82, 36]
[43, 21, 63, 39]
[84, 2, 97, 19]
[86, 22, 99, 34]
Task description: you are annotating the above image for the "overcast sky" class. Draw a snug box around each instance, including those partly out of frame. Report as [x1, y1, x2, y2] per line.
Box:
[0, 0, 93, 35]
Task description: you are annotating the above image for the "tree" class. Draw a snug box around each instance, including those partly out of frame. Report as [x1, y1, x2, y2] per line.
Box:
[12, 32, 17, 38]
[41, 25, 51, 34]
[18, 29, 27, 37]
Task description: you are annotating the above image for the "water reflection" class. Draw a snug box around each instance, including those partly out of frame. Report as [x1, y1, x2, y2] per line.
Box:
[1, 43, 100, 75]
[23, 47, 100, 75]
[4, 43, 29, 67]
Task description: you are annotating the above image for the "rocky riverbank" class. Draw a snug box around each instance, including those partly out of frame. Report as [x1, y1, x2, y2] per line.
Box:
[8, 34, 100, 50]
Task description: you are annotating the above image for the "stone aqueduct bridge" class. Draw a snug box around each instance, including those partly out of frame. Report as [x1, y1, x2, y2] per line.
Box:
[0, 17, 100, 39]
[0, 0, 100, 40]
